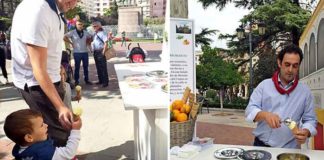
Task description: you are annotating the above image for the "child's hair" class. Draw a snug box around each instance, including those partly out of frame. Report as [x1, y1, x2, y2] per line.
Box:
[4, 109, 42, 146]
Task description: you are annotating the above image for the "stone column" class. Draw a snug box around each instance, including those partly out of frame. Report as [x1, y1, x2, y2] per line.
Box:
[170, 0, 188, 18]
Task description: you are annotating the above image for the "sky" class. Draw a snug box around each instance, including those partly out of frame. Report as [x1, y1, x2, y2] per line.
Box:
[188, 0, 250, 49]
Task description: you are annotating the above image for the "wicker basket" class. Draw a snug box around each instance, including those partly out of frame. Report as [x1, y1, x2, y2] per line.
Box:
[170, 118, 195, 147]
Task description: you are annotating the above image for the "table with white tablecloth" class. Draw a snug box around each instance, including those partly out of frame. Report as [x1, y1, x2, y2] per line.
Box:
[115, 62, 169, 160]
[171, 144, 324, 160]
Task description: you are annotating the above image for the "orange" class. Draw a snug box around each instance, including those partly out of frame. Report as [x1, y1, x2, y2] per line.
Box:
[172, 100, 184, 110]
[180, 106, 186, 113]
[183, 104, 191, 114]
[172, 109, 180, 119]
[176, 113, 188, 122]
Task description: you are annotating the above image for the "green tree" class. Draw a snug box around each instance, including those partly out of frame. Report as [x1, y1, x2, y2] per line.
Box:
[198, 0, 317, 10]
[65, 6, 87, 20]
[199, 0, 312, 45]
[195, 28, 218, 47]
[102, 0, 118, 25]
[197, 46, 243, 110]
[209, 0, 311, 90]
[251, 49, 278, 87]
[144, 17, 165, 26]
[104, 0, 118, 18]
[0, 16, 11, 31]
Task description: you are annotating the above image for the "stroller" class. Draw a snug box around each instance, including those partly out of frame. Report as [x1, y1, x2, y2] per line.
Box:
[126, 43, 146, 63]
[61, 49, 74, 88]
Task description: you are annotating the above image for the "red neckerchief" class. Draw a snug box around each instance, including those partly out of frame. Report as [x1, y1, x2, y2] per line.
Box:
[271, 70, 298, 95]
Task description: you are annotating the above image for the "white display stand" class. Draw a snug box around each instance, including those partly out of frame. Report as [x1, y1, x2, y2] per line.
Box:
[115, 62, 169, 160]
[170, 18, 196, 102]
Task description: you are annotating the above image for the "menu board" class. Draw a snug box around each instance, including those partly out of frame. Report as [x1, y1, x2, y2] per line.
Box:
[170, 18, 196, 101]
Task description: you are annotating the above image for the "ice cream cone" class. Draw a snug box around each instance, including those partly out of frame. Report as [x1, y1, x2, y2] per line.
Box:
[288, 120, 299, 134]
[72, 106, 83, 121]
[75, 85, 82, 102]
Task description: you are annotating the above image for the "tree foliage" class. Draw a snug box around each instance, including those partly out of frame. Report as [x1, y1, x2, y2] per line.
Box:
[0, 16, 11, 31]
[195, 28, 218, 47]
[198, 0, 317, 10]
[103, 0, 119, 25]
[252, 50, 278, 86]
[199, 0, 311, 89]
[144, 17, 165, 26]
[196, 46, 243, 92]
[104, 0, 118, 18]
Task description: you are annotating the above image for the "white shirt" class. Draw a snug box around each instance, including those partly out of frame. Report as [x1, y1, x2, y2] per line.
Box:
[11, 0, 64, 89]
[91, 30, 107, 51]
[65, 29, 91, 53]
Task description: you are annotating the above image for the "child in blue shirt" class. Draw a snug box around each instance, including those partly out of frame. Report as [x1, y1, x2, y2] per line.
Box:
[4, 109, 82, 160]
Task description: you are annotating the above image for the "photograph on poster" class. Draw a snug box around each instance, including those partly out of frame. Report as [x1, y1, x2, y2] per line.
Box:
[176, 22, 192, 34]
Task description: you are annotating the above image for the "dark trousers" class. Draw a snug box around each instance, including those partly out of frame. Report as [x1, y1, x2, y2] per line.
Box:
[73, 52, 89, 83]
[0, 48, 8, 79]
[18, 82, 70, 147]
[93, 51, 108, 85]
[253, 137, 271, 147]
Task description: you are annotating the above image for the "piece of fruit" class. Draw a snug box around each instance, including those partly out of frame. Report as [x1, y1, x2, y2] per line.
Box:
[176, 113, 188, 122]
[180, 106, 186, 113]
[172, 109, 180, 119]
[172, 100, 184, 110]
[183, 104, 191, 114]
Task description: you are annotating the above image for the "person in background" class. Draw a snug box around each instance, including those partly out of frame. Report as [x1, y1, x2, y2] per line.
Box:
[4, 109, 81, 160]
[64, 20, 92, 85]
[0, 32, 9, 84]
[11, 0, 78, 147]
[121, 31, 126, 47]
[91, 21, 109, 88]
[245, 44, 317, 149]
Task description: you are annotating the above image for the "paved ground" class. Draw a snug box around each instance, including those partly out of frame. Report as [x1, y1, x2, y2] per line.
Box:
[0, 42, 162, 160]
[196, 109, 257, 146]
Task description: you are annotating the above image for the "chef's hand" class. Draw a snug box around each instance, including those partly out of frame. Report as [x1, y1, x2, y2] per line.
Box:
[264, 112, 281, 128]
[294, 129, 310, 145]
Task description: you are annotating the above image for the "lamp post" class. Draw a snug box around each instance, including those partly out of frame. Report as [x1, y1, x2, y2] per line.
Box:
[236, 22, 265, 97]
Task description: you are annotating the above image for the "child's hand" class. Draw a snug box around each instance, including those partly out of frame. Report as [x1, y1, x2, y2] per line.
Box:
[72, 118, 82, 130]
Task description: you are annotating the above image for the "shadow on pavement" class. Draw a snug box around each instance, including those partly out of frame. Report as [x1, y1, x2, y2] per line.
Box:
[78, 140, 134, 160]
[0, 84, 22, 103]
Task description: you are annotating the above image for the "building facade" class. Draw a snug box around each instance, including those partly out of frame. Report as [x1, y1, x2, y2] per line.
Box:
[80, 0, 165, 18]
[150, 0, 166, 18]
[298, 0, 324, 150]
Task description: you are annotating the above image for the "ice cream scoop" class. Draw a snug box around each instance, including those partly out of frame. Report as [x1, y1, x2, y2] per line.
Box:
[75, 85, 82, 92]
[72, 106, 83, 121]
[282, 117, 298, 134]
[75, 85, 82, 102]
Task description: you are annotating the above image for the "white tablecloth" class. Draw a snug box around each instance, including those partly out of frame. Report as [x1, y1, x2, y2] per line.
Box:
[171, 144, 324, 160]
[115, 62, 169, 160]
[115, 62, 169, 110]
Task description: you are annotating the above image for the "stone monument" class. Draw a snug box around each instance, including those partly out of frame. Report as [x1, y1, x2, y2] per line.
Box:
[118, 6, 143, 37]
